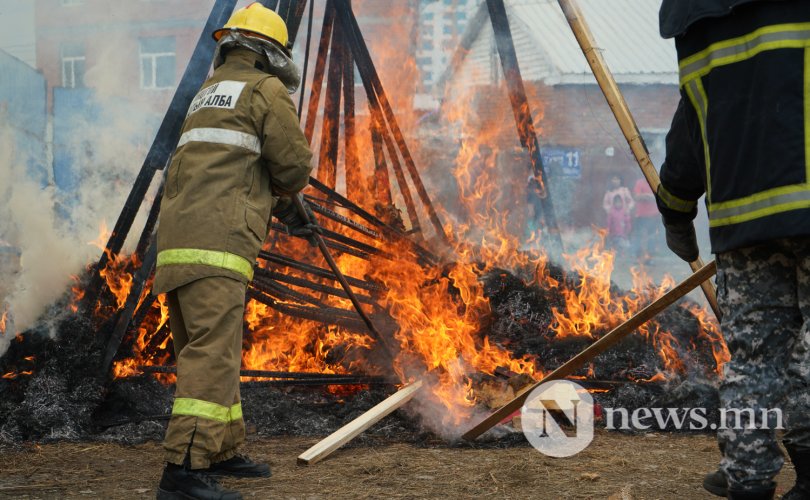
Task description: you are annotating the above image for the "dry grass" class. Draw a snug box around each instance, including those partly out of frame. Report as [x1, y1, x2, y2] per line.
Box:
[0, 429, 797, 499]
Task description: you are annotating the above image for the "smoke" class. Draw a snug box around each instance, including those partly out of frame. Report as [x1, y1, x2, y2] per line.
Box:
[0, 29, 158, 357]
[0, 123, 87, 355]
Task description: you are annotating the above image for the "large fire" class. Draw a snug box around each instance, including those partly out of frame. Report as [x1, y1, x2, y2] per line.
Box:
[67, 5, 729, 437]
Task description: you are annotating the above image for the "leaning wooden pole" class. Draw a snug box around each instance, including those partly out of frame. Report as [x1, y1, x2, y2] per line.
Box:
[462, 259, 717, 440]
[556, 0, 721, 321]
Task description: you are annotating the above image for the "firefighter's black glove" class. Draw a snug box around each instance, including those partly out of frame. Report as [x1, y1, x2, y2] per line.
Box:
[663, 218, 699, 262]
[274, 201, 322, 244]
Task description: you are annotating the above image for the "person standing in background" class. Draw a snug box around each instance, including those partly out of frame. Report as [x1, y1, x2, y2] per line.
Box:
[632, 176, 659, 262]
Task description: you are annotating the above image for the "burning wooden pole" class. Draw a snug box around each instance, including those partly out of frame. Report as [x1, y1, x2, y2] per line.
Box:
[139, 365, 393, 386]
[486, 0, 564, 254]
[462, 259, 717, 440]
[292, 195, 399, 365]
[335, 0, 450, 245]
[556, 0, 721, 320]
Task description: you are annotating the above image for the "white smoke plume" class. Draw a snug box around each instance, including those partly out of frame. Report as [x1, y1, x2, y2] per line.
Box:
[0, 32, 157, 356]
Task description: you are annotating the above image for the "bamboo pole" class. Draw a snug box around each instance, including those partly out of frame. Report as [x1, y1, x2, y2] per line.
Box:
[556, 0, 721, 321]
[462, 259, 717, 440]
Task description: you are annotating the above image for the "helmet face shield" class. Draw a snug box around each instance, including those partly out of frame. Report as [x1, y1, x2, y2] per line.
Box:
[213, 30, 301, 94]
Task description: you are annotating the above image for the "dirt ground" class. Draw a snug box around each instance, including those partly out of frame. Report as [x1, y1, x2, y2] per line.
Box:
[0, 429, 798, 499]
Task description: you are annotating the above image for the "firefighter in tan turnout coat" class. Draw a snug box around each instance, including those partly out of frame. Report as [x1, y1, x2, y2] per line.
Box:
[153, 4, 313, 499]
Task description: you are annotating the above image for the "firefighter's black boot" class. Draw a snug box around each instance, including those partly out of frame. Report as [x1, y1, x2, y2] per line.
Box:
[206, 454, 271, 478]
[156, 463, 243, 500]
[703, 469, 728, 497]
[704, 440, 728, 496]
[726, 483, 776, 500]
[784, 445, 810, 500]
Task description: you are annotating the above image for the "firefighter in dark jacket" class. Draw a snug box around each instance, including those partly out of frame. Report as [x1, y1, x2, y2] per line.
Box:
[657, 1, 810, 498]
[153, 4, 313, 499]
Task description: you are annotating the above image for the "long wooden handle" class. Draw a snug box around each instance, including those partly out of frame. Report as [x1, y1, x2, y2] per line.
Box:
[691, 257, 721, 320]
[556, 0, 721, 320]
[462, 259, 717, 440]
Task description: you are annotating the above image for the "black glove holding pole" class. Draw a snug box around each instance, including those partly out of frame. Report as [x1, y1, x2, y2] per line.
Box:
[663, 218, 699, 262]
[274, 197, 321, 245]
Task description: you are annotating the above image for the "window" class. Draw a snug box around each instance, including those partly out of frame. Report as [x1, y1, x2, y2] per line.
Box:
[61, 43, 85, 88]
[61, 0, 84, 5]
[422, 40, 433, 51]
[443, 24, 453, 35]
[139, 36, 176, 90]
[423, 12, 434, 21]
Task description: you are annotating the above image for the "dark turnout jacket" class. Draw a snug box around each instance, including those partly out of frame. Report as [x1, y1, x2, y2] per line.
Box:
[656, 0, 810, 252]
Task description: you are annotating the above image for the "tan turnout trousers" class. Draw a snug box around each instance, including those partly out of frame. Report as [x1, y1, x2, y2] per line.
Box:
[163, 276, 246, 469]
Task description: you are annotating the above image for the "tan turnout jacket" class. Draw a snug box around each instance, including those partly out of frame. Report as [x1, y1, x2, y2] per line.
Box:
[153, 48, 312, 294]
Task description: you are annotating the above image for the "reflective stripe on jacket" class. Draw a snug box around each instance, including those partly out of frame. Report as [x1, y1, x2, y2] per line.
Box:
[656, 0, 810, 253]
[153, 48, 313, 293]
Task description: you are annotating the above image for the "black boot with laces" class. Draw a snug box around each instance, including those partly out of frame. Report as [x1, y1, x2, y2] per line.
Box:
[206, 454, 271, 478]
[156, 463, 243, 500]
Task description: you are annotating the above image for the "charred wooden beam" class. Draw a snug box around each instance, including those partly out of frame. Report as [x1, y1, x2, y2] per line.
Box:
[130, 293, 157, 337]
[252, 271, 332, 308]
[139, 364, 389, 382]
[143, 321, 171, 359]
[241, 378, 393, 388]
[269, 221, 383, 260]
[296, 0, 315, 117]
[317, 14, 343, 189]
[337, 1, 450, 245]
[308, 177, 439, 266]
[304, 0, 334, 143]
[486, 0, 563, 252]
[246, 288, 371, 333]
[305, 199, 382, 240]
[254, 266, 378, 306]
[343, 25, 361, 201]
[257, 251, 385, 292]
[371, 118, 393, 207]
[134, 181, 164, 264]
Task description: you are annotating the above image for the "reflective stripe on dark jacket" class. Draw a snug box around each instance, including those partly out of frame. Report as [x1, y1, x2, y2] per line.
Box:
[659, 0, 783, 38]
[656, 0, 810, 253]
[153, 48, 313, 294]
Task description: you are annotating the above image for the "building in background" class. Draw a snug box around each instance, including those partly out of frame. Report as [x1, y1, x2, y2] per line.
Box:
[0, 49, 48, 183]
[35, 0, 213, 112]
[34, 0, 215, 198]
[415, 0, 478, 91]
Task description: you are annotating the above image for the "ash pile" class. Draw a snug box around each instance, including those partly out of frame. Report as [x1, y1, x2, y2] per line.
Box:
[0, 260, 724, 448]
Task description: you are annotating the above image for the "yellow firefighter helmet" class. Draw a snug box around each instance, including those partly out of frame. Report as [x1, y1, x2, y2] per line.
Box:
[213, 2, 290, 53]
